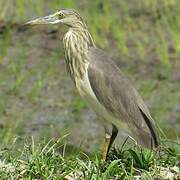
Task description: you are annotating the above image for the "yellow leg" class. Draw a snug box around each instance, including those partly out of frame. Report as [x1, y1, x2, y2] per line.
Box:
[102, 133, 111, 162]
[102, 125, 118, 162]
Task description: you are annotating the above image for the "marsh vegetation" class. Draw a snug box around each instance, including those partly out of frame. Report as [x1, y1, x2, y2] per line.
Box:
[0, 0, 179, 179]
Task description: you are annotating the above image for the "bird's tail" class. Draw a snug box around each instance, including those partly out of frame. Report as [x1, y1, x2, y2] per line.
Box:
[138, 108, 160, 148]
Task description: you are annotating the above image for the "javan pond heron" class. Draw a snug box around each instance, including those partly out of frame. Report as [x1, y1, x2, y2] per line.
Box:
[25, 9, 160, 161]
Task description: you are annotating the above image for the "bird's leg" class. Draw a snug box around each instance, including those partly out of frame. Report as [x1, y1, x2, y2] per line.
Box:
[102, 125, 118, 162]
[107, 125, 118, 154]
[102, 132, 111, 162]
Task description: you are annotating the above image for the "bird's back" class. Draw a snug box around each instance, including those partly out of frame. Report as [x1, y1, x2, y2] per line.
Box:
[87, 47, 160, 148]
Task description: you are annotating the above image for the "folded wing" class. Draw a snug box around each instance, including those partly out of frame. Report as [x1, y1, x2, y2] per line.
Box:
[87, 47, 160, 148]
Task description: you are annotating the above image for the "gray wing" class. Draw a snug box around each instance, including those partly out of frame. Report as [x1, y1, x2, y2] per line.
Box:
[87, 47, 160, 148]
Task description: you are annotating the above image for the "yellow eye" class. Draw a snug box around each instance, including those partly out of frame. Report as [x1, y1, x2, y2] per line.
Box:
[58, 13, 63, 18]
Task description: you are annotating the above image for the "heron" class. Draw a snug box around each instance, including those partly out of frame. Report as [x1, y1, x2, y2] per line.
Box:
[25, 9, 160, 161]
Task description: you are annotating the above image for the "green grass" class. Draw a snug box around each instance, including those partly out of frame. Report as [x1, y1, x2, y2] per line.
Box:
[1, 0, 180, 64]
[0, 1, 179, 179]
[0, 137, 179, 179]
[0, 1, 179, 135]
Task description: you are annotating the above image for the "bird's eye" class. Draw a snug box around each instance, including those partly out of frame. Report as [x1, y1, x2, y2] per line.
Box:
[58, 13, 64, 19]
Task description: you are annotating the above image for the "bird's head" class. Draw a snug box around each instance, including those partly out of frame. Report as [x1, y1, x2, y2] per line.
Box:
[25, 9, 86, 28]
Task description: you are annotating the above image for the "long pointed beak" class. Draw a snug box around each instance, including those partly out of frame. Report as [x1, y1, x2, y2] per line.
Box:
[24, 14, 61, 25]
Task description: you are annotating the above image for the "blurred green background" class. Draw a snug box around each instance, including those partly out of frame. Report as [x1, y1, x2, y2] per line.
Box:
[0, 0, 179, 152]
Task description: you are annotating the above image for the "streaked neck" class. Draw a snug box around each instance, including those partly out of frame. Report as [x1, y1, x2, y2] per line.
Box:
[63, 27, 95, 81]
